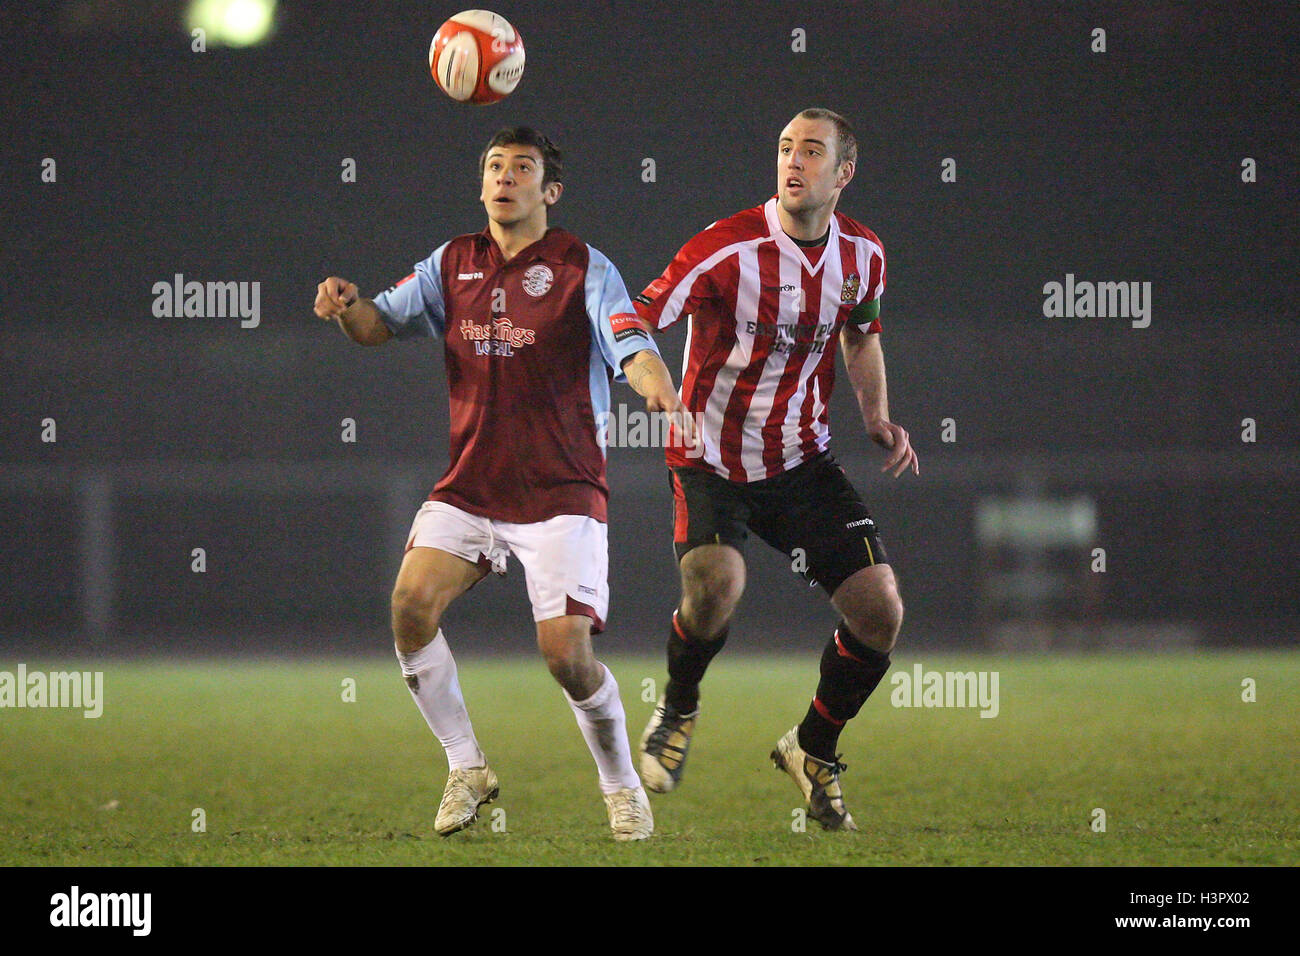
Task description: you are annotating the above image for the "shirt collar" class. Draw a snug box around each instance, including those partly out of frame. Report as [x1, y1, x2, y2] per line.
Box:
[764, 197, 838, 275]
[477, 225, 572, 266]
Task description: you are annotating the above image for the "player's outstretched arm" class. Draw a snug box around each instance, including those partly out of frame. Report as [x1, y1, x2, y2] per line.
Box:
[313, 277, 393, 347]
[620, 349, 696, 445]
[840, 323, 918, 477]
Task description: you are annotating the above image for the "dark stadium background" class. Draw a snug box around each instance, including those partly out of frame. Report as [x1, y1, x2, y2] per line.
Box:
[1, 0, 1296, 655]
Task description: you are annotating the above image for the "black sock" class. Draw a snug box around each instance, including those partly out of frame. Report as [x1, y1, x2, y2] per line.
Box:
[798, 700, 843, 763]
[664, 610, 727, 714]
[797, 623, 891, 761]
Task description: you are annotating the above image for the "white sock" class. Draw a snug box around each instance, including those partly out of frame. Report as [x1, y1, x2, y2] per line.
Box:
[564, 663, 640, 794]
[395, 630, 485, 771]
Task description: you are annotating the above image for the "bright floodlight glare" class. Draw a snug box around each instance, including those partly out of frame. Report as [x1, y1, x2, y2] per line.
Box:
[187, 0, 277, 48]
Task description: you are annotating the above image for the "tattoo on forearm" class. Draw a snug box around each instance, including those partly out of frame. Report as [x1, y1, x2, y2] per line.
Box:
[626, 357, 652, 393]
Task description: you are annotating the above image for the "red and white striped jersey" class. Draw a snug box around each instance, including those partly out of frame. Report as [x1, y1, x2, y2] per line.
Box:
[635, 197, 886, 482]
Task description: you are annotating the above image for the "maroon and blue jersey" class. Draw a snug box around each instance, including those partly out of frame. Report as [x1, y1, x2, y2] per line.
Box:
[373, 226, 656, 524]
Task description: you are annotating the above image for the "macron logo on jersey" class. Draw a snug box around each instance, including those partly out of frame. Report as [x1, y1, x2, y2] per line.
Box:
[457, 271, 484, 280]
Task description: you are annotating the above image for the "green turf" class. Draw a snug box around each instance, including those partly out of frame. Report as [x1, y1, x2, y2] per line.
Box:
[0, 651, 1295, 866]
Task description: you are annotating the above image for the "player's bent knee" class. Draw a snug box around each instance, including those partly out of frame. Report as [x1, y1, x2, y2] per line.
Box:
[849, 592, 903, 654]
[680, 588, 740, 637]
[536, 618, 601, 698]
[536, 617, 594, 665]
[538, 633, 584, 668]
[543, 652, 586, 692]
[390, 587, 442, 644]
[680, 547, 745, 630]
[681, 561, 743, 603]
[836, 568, 904, 654]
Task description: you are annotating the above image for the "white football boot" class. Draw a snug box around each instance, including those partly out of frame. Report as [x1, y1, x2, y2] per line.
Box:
[603, 786, 654, 842]
[435, 765, 500, 836]
[638, 696, 699, 793]
[771, 727, 858, 831]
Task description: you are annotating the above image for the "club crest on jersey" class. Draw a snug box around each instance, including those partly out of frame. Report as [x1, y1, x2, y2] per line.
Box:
[522, 264, 554, 297]
[841, 273, 861, 304]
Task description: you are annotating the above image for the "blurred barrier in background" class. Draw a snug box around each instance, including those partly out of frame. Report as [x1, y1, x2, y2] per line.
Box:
[4, 445, 1296, 651]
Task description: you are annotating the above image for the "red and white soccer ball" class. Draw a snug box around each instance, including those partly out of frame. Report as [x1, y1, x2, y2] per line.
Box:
[429, 10, 525, 104]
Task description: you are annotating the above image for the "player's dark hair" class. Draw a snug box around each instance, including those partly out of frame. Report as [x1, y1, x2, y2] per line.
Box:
[479, 127, 564, 186]
[795, 108, 858, 166]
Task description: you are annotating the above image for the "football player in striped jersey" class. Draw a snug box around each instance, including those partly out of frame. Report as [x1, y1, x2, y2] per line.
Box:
[635, 109, 919, 830]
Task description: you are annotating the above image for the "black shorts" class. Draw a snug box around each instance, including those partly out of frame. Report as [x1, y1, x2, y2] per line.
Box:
[669, 452, 890, 595]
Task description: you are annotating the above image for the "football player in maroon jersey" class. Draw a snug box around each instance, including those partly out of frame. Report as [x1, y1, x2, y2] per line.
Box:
[315, 128, 690, 841]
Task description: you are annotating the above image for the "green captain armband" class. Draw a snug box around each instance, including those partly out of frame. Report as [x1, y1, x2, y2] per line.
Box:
[849, 297, 880, 328]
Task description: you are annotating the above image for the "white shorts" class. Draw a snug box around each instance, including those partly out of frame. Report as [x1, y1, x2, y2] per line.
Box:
[404, 501, 610, 631]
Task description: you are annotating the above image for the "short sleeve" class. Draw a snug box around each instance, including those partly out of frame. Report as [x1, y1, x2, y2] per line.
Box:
[372, 241, 451, 339]
[849, 237, 886, 333]
[585, 246, 658, 383]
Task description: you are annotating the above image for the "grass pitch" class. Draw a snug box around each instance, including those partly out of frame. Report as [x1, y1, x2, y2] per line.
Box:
[0, 651, 1295, 866]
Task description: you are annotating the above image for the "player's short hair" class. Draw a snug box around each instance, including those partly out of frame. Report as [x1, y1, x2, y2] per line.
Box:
[794, 108, 858, 166]
[479, 127, 564, 186]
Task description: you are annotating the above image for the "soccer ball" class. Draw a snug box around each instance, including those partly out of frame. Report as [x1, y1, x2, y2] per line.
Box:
[429, 10, 525, 104]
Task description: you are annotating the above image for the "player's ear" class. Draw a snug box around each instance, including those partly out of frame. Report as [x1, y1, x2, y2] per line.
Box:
[544, 181, 564, 206]
[837, 159, 856, 191]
